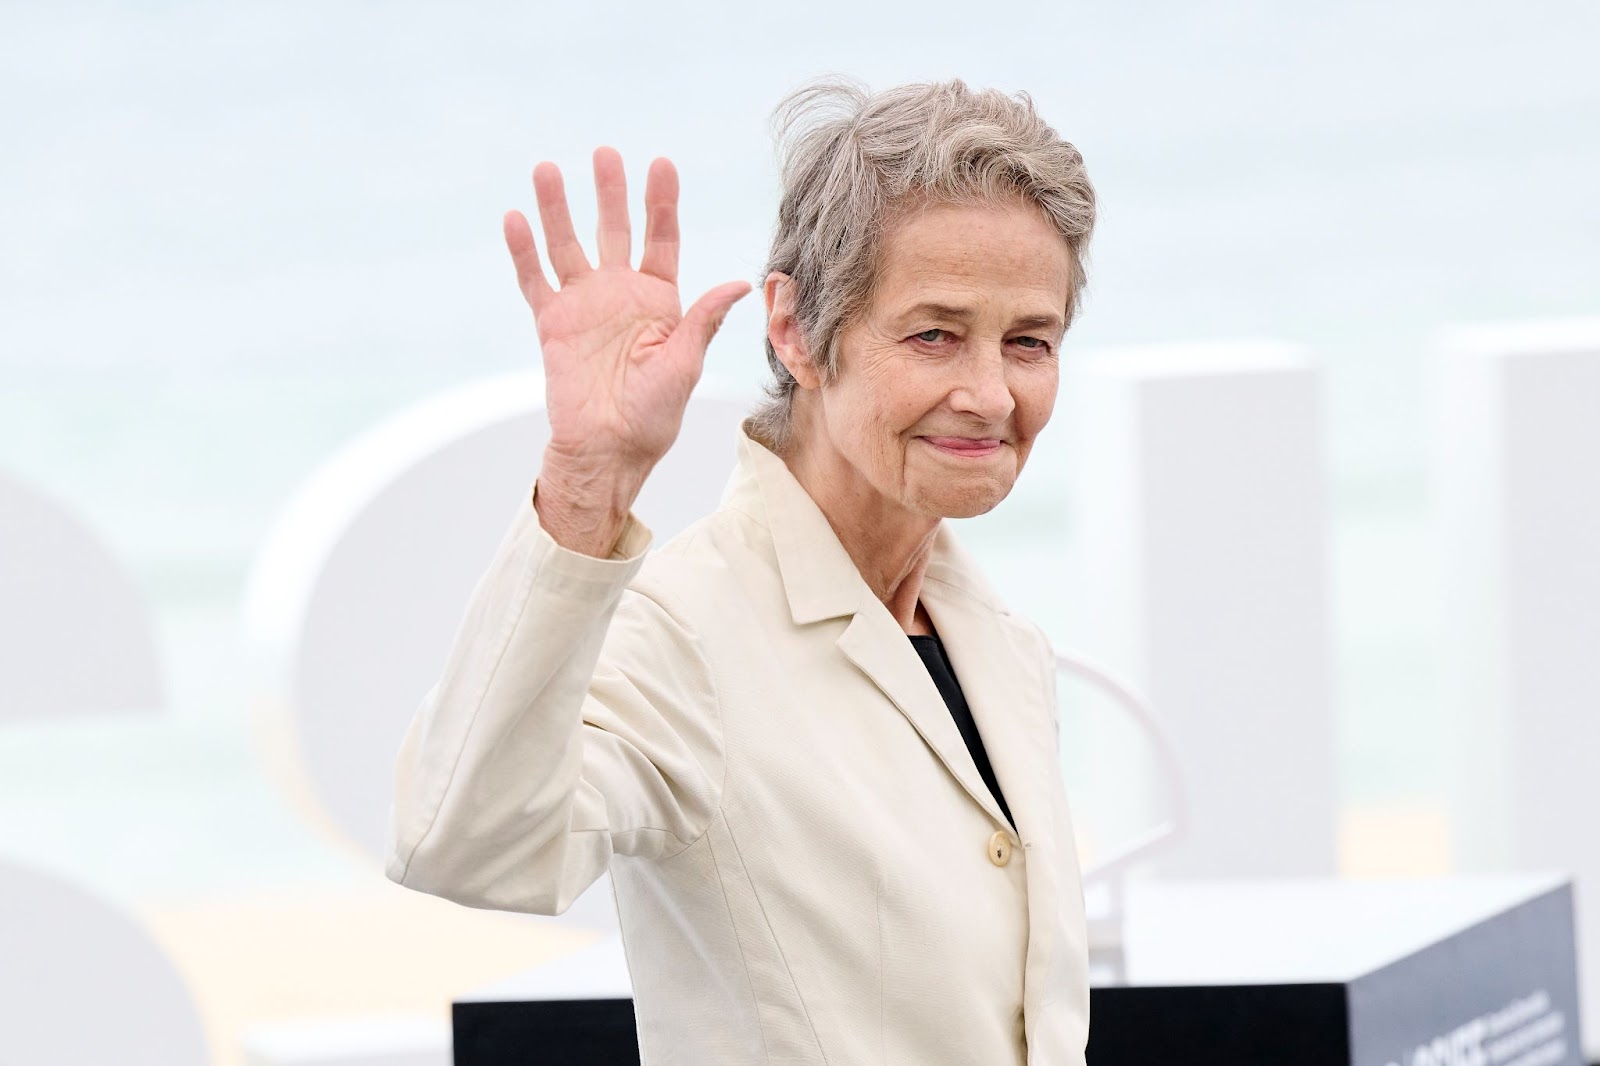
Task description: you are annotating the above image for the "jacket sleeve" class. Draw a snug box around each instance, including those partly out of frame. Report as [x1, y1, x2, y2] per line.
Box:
[384, 481, 725, 916]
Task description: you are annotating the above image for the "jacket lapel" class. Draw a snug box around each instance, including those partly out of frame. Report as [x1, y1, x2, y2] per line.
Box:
[918, 562, 1056, 850]
[920, 530, 1069, 1051]
[835, 596, 1020, 832]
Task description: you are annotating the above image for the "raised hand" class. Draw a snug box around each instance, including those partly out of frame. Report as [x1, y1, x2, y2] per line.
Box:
[505, 148, 750, 556]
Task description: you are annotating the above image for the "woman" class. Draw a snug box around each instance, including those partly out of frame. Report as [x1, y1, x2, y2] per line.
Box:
[387, 78, 1097, 1065]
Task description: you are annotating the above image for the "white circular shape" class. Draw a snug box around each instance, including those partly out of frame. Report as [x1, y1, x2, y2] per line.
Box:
[0, 469, 164, 721]
[0, 860, 208, 1066]
[242, 374, 754, 928]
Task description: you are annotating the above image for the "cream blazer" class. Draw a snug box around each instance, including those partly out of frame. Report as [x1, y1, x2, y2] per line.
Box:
[386, 421, 1090, 1065]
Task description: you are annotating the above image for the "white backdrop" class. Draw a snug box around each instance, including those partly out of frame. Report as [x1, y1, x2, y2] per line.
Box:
[2, 3, 1599, 1062]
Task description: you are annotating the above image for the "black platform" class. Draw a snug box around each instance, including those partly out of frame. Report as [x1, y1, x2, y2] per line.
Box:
[455, 873, 1589, 1066]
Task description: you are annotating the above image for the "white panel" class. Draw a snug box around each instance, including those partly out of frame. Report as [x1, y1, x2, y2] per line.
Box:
[1122, 872, 1570, 984]
[1430, 316, 1600, 1058]
[459, 932, 634, 1002]
[242, 1016, 450, 1066]
[1067, 341, 1336, 877]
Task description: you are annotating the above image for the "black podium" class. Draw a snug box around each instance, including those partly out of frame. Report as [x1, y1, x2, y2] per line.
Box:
[1087, 873, 1585, 1065]
[455, 872, 1589, 1066]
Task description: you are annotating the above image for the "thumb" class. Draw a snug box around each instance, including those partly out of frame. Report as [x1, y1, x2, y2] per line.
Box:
[679, 280, 753, 354]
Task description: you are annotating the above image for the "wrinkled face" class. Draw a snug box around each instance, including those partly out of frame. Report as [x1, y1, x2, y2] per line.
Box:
[816, 198, 1072, 519]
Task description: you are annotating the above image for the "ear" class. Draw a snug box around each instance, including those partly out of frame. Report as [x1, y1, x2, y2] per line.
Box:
[764, 272, 823, 390]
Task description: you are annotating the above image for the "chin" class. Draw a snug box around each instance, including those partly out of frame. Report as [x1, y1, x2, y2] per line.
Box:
[922, 482, 1011, 519]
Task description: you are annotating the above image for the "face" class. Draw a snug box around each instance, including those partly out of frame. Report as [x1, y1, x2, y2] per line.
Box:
[778, 198, 1072, 521]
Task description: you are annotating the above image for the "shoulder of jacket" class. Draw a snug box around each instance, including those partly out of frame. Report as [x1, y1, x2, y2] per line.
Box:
[617, 505, 765, 632]
[1018, 614, 1055, 660]
[1010, 614, 1060, 725]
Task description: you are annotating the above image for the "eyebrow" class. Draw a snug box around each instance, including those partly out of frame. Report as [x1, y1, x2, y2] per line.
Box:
[1010, 312, 1066, 334]
[896, 302, 1064, 334]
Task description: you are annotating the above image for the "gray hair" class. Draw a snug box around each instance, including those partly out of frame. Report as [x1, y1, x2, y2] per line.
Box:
[750, 77, 1098, 452]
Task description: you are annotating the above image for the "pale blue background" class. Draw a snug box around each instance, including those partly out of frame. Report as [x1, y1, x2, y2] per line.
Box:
[2, 0, 1597, 901]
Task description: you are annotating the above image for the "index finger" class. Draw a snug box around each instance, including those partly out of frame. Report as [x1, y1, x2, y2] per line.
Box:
[638, 157, 680, 284]
[503, 209, 555, 314]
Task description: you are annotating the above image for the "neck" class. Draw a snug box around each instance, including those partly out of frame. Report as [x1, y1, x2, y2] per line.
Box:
[779, 432, 941, 635]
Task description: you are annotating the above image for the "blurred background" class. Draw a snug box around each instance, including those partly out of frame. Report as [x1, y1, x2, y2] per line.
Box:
[3, 1, 1597, 1063]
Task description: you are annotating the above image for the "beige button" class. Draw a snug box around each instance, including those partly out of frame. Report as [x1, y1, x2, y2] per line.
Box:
[988, 830, 1014, 867]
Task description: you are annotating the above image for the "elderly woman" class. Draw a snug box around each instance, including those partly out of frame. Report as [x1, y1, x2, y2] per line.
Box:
[387, 78, 1097, 1064]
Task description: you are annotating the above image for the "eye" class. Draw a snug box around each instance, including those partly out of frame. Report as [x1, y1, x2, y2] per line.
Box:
[1011, 335, 1051, 354]
[912, 328, 947, 343]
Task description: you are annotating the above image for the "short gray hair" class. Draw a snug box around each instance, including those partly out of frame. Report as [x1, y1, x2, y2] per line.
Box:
[750, 77, 1098, 451]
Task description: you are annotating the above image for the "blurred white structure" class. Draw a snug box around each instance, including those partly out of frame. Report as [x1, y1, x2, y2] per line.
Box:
[1430, 316, 1600, 1057]
[1056, 649, 1189, 984]
[462, 932, 634, 1002]
[241, 371, 753, 930]
[0, 469, 164, 720]
[0, 860, 208, 1065]
[241, 1016, 450, 1066]
[1065, 341, 1337, 878]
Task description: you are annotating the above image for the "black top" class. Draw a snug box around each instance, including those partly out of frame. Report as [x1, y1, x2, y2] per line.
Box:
[907, 632, 1016, 831]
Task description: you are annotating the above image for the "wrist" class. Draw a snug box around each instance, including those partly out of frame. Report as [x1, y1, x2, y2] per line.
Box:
[532, 449, 651, 558]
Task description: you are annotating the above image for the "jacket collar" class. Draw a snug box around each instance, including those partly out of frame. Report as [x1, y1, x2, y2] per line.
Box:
[719, 419, 1012, 627]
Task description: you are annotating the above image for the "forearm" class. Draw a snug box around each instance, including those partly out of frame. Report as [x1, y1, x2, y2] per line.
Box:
[384, 492, 651, 912]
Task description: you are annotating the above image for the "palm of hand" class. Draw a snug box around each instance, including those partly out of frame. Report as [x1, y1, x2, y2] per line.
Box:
[504, 148, 751, 472]
[535, 269, 694, 464]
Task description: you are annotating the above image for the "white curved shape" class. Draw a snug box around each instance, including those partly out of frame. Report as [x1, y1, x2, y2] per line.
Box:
[0, 860, 208, 1065]
[241, 373, 755, 930]
[243, 372, 552, 668]
[1055, 648, 1189, 887]
[0, 469, 164, 721]
[1055, 649, 1189, 979]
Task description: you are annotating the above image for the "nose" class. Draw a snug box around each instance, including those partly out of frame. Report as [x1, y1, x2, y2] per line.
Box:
[950, 344, 1016, 424]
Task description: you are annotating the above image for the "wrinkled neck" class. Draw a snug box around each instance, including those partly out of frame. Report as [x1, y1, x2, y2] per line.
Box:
[777, 431, 940, 634]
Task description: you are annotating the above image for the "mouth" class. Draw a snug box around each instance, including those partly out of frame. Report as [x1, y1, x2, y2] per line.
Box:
[920, 436, 1005, 458]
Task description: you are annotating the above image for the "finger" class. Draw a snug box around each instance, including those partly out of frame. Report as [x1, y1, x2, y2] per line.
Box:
[639, 157, 680, 283]
[677, 280, 753, 356]
[593, 146, 631, 269]
[502, 209, 555, 314]
[532, 162, 591, 283]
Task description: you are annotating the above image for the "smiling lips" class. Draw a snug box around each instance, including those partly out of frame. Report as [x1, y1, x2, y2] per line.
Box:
[922, 436, 1004, 457]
